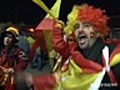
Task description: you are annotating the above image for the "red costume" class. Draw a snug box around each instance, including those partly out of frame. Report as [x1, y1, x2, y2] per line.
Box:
[32, 5, 120, 90]
[32, 26, 120, 90]
[0, 26, 28, 90]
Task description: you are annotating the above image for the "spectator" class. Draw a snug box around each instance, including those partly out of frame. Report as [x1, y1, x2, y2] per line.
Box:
[0, 26, 28, 90]
[14, 4, 120, 90]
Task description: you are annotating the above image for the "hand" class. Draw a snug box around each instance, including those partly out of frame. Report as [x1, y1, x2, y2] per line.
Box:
[14, 72, 33, 90]
[54, 71, 61, 84]
[7, 68, 14, 74]
[18, 51, 25, 58]
[58, 20, 65, 27]
[55, 20, 65, 29]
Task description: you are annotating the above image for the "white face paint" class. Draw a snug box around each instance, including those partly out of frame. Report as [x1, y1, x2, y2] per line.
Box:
[3, 33, 14, 46]
[74, 21, 99, 49]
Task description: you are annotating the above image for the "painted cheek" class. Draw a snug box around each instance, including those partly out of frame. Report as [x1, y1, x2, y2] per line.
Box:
[4, 38, 8, 42]
[89, 32, 96, 38]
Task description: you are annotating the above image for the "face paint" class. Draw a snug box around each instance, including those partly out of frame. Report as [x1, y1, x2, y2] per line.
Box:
[89, 31, 97, 38]
[74, 21, 99, 49]
[3, 33, 14, 46]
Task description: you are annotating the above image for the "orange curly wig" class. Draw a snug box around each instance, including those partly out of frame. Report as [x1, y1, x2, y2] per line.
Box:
[77, 5, 109, 37]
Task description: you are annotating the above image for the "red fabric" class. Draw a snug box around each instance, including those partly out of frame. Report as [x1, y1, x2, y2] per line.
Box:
[108, 71, 117, 83]
[109, 42, 120, 63]
[52, 27, 120, 75]
[32, 19, 56, 53]
[5, 76, 15, 90]
[33, 74, 56, 90]
[0, 47, 28, 90]
[34, 31, 47, 53]
[102, 54, 117, 83]
[0, 47, 27, 72]
[35, 18, 55, 31]
[52, 28, 103, 73]
[71, 51, 103, 73]
[52, 28, 71, 60]
[29, 40, 40, 60]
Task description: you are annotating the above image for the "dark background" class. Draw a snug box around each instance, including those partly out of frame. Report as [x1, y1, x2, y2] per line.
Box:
[0, 0, 120, 26]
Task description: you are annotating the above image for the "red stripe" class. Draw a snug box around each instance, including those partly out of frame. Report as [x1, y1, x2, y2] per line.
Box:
[35, 19, 55, 31]
[34, 30, 47, 53]
[29, 40, 39, 60]
[109, 43, 120, 63]
[107, 71, 118, 83]
[102, 50, 118, 83]
[71, 51, 103, 73]
[33, 74, 56, 90]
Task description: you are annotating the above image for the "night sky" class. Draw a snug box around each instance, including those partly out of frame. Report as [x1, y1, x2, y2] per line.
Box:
[0, 0, 120, 26]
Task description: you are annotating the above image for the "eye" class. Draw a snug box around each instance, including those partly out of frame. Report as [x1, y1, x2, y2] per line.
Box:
[83, 23, 91, 28]
[74, 23, 80, 29]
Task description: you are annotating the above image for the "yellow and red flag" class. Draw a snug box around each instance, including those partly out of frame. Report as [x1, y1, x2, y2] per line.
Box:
[32, 0, 61, 53]
[29, 0, 61, 60]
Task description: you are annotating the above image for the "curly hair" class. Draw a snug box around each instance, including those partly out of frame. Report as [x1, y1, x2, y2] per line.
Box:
[64, 4, 109, 37]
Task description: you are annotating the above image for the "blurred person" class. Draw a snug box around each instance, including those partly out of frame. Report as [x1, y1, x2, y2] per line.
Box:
[0, 26, 28, 90]
[16, 29, 30, 57]
[30, 46, 48, 70]
[26, 28, 35, 50]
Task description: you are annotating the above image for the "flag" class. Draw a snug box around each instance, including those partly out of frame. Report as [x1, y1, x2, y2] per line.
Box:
[32, 0, 62, 53]
[32, 0, 58, 20]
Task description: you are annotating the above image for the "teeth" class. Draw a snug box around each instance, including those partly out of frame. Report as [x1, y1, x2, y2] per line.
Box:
[79, 36, 86, 39]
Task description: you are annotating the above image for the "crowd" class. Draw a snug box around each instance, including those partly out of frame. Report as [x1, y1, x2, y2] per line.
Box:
[0, 3, 120, 90]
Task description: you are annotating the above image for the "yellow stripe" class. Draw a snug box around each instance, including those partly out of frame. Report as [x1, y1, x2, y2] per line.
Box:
[6, 27, 19, 35]
[32, 0, 58, 21]
[110, 53, 120, 67]
[55, 60, 100, 90]
[43, 0, 61, 52]
[43, 30, 53, 52]
[54, 53, 120, 89]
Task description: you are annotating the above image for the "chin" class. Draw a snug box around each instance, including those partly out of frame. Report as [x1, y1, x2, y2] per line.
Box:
[80, 44, 90, 50]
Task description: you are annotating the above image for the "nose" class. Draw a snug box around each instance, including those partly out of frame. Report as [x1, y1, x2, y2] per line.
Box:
[77, 24, 84, 32]
[78, 30, 84, 35]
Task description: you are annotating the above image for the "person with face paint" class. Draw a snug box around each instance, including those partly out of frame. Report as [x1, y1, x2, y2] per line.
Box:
[0, 26, 28, 90]
[14, 4, 120, 90]
[51, 4, 120, 90]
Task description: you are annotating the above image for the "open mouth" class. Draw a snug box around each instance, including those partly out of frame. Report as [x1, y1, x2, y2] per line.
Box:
[78, 35, 87, 44]
[79, 35, 87, 39]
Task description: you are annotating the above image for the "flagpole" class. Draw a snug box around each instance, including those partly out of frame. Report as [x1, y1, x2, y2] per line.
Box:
[32, 0, 59, 22]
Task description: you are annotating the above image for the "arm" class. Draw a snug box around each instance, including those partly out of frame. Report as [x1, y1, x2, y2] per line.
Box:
[52, 23, 71, 59]
[13, 49, 28, 72]
[14, 72, 56, 90]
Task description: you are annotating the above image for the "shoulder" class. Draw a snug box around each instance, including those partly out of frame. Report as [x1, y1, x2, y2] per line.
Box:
[108, 41, 120, 55]
[105, 40, 120, 54]
[12, 45, 23, 53]
[105, 39, 120, 45]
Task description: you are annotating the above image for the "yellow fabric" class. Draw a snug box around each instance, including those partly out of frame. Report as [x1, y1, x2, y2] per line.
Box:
[54, 52, 120, 90]
[55, 60, 100, 90]
[44, 0, 61, 52]
[32, 0, 61, 53]
[48, 49, 57, 58]
[45, 0, 61, 19]
[32, 0, 58, 21]
[27, 36, 35, 49]
[110, 53, 120, 67]
[6, 27, 19, 36]
[6, 26, 19, 39]
[43, 30, 53, 52]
